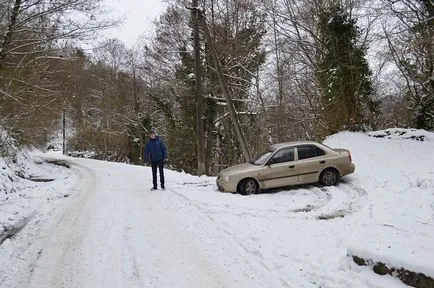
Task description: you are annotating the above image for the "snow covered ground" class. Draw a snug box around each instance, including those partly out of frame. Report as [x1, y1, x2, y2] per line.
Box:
[0, 129, 433, 287]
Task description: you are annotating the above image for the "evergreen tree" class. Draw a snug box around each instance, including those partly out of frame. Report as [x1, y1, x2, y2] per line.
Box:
[166, 1, 266, 173]
[317, 4, 379, 134]
[205, 4, 266, 167]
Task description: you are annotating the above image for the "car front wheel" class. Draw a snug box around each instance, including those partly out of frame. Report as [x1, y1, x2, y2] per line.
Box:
[240, 179, 258, 195]
[320, 169, 339, 186]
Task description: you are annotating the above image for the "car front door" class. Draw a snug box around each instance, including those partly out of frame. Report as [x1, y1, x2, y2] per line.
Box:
[257, 147, 298, 189]
[295, 145, 327, 184]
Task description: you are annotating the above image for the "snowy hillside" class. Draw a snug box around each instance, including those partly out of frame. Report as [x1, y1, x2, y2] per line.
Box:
[0, 129, 433, 288]
[0, 155, 81, 246]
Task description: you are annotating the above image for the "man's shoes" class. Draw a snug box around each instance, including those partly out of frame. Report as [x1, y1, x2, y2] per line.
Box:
[151, 187, 157, 191]
[161, 186, 165, 190]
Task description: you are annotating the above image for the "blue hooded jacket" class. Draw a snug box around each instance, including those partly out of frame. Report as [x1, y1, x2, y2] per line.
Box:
[144, 136, 167, 163]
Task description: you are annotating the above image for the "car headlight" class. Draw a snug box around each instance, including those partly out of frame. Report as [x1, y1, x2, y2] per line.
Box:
[217, 174, 232, 182]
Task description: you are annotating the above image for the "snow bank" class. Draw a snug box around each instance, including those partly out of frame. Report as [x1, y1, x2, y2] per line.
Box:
[0, 127, 48, 197]
[325, 129, 434, 279]
[0, 128, 79, 243]
[0, 129, 22, 198]
[0, 158, 20, 198]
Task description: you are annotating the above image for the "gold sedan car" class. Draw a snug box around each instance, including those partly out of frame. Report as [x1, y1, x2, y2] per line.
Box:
[217, 141, 355, 195]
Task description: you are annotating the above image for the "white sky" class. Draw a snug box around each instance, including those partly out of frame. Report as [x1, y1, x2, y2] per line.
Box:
[102, 0, 166, 47]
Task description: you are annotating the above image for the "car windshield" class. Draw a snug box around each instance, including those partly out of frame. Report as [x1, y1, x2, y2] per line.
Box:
[249, 149, 274, 165]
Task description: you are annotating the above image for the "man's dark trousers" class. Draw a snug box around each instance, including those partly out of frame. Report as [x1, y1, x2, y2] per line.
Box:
[151, 159, 165, 188]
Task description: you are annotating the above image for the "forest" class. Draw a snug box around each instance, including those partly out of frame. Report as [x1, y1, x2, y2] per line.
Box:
[1, 0, 433, 175]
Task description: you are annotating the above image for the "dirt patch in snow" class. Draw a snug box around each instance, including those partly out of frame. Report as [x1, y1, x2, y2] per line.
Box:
[351, 254, 434, 288]
[45, 160, 70, 168]
[317, 211, 346, 220]
[27, 177, 55, 182]
[367, 128, 434, 142]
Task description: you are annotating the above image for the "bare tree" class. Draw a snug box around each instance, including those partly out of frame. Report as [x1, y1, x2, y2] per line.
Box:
[381, 0, 434, 130]
[0, 0, 117, 144]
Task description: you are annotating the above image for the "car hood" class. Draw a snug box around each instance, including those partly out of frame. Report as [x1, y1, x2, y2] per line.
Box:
[220, 162, 260, 177]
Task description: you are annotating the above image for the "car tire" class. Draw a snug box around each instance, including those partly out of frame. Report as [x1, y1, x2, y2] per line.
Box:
[240, 179, 258, 195]
[320, 169, 339, 186]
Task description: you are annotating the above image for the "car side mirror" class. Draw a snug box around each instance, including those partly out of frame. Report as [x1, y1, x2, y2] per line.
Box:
[266, 159, 274, 166]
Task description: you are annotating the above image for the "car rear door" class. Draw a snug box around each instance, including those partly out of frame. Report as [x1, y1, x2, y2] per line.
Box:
[295, 145, 327, 184]
[258, 147, 298, 189]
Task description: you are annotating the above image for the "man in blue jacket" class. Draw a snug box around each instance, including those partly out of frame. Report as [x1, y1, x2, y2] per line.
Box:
[144, 128, 167, 190]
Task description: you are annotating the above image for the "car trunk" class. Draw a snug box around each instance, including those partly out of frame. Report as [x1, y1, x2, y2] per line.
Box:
[333, 148, 352, 162]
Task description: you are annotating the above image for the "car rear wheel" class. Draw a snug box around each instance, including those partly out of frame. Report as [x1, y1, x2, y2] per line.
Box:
[240, 179, 258, 195]
[320, 169, 339, 186]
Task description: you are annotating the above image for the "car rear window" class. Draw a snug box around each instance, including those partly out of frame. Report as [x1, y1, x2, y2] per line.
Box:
[297, 145, 325, 160]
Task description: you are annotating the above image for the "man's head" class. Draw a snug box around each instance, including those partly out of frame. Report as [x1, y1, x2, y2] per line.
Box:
[149, 128, 156, 139]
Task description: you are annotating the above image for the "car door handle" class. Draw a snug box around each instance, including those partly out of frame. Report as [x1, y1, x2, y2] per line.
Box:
[289, 165, 295, 168]
[319, 160, 326, 164]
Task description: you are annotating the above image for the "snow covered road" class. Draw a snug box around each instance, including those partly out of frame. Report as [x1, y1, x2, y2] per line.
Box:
[0, 159, 407, 288]
[26, 159, 245, 288]
[1, 130, 434, 287]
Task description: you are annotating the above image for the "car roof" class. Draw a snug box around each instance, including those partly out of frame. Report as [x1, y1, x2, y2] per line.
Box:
[270, 141, 321, 150]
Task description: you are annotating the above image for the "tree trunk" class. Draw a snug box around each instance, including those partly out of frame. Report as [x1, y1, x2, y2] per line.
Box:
[193, 0, 206, 175]
[133, 67, 144, 163]
[272, 0, 284, 142]
[0, 0, 22, 69]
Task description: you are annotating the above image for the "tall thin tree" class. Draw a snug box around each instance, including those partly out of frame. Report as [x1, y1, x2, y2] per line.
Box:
[193, 0, 206, 175]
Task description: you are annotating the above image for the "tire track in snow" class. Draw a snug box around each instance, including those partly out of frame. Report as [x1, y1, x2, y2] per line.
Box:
[172, 181, 368, 221]
[0, 163, 87, 288]
[314, 182, 368, 220]
[28, 159, 246, 288]
[167, 187, 292, 288]
[168, 185, 360, 288]
[121, 224, 144, 287]
[28, 162, 100, 288]
[166, 181, 369, 287]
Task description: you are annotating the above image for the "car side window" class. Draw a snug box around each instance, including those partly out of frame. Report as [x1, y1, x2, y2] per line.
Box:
[271, 148, 294, 164]
[316, 147, 326, 156]
[297, 145, 325, 160]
